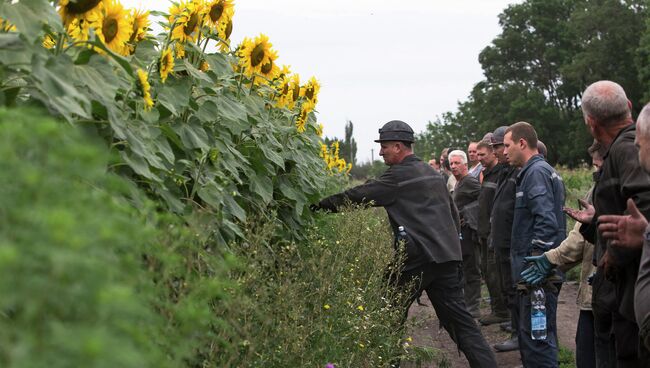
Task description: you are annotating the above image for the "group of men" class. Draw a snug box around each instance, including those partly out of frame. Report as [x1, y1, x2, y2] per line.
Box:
[311, 80, 650, 368]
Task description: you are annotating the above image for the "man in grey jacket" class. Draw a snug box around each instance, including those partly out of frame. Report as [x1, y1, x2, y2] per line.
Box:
[313, 120, 496, 368]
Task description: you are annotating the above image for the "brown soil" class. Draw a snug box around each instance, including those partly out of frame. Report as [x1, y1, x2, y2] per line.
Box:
[403, 282, 579, 367]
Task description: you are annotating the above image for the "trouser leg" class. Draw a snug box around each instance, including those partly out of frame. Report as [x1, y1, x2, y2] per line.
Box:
[496, 247, 517, 331]
[517, 286, 559, 368]
[484, 242, 507, 316]
[462, 240, 481, 316]
[424, 261, 497, 368]
[575, 310, 596, 368]
[611, 311, 650, 368]
[592, 306, 615, 368]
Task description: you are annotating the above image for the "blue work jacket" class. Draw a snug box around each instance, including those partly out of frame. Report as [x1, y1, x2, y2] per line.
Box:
[510, 154, 567, 282]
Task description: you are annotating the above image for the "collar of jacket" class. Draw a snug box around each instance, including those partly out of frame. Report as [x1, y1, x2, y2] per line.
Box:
[517, 154, 545, 181]
[602, 123, 635, 160]
[397, 154, 419, 165]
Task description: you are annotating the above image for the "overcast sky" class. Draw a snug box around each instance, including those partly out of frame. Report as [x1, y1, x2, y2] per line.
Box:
[122, 0, 517, 162]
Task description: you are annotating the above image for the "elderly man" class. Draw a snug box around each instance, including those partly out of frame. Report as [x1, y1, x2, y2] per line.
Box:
[503, 121, 566, 367]
[468, 141, 483, 178]
[568, 81, 650, 368]
[313, 120, 496, 368]
[449, 149, 482, 318]
[476, 140, 509, 326]
[597, 102, 650, 357]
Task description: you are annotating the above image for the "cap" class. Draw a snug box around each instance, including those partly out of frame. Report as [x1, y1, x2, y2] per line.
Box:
[374, 120, 415, 143]
[482, 132, 493, 143]
[490, 126, 508, 146]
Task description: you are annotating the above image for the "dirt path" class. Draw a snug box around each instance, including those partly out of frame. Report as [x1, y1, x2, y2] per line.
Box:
[403, 282, 579, 367]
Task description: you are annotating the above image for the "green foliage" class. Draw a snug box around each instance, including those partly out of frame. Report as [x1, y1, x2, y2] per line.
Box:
[418, 0, 650, 167]
[0, 0, 336, 247]
[0, 108, 168, 367]
[216, 206, 410, 367]
[559, 345, 577, 368]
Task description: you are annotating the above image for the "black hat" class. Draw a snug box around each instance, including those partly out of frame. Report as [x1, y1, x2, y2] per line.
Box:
[374, 120, 415, 143]
[491, 126, 508, 145]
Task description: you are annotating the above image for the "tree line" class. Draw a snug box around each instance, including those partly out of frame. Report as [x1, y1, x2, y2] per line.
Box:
[415, 0, 650, 167]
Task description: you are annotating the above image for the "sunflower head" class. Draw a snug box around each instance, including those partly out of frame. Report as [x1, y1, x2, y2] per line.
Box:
[129, 8, 150, 43]
[288, 74, 301, 109]
[58, 0, 103, 27]
[42, 34, 56, 49]
[1, 18, 16, 32]
[136, 68, 154, 111]
[174, 42, 186, 59]
[206, 0, 234, 27]
[296, 106, 309, 133]
[169, 0, 206, 44]
[159, 47, 175, 83]
[96, 0, 133, 56]
[237, 34, 277, 78]
[316, 123, 324, 137]
[301, 77, 320, 110]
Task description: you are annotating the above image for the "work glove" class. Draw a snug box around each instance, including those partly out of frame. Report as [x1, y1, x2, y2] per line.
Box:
[309, 204, 321, 212]
[520, 254, 553, 285]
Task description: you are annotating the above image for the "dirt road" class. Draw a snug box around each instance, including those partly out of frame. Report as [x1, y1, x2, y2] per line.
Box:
[403, 282, 579, 367]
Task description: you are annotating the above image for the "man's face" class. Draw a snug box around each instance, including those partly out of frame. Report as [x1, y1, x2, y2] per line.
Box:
[449, 155, 468, 178]
[477, 146, 496, 168]
[493, 144, 506, 163]
[428, 159, 439, 170]
[468, 143, 478, 163]
[379, 142, 400, 166]
[635, 121, 650, 173]
[503, 132, 523, 167]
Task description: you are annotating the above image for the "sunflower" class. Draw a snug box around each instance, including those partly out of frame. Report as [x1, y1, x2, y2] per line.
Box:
[129, 8, 150, 43]
[159, 47, 174, 83]
[287, 74, 301, 109]
[274, 66, 293, 108]
[296, 105, 309, 133]
[205, 0, 234, 29]
[42, 34, 56, 49]
[57, 0, 103, 27]
[237, 33, 276, 78]
[96, 0, 133, 56]
[255, 49, 280, 85]
[66, 16, 92, 42]
[168, 0, 206, 44]
[301, 77, 320, 111]
[1, 18, 16, 32]
[174, 42, 186, 58]
[316, 123, 324, 137]
[136, 69, 154, 111]
[199, 60, 210, 72]
[217, 14, 233, 52]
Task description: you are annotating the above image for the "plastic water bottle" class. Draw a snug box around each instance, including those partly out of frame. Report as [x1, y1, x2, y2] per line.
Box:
[530, 287, 547, 340]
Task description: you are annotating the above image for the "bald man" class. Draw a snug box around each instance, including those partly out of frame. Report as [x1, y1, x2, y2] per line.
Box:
[571, 81, 650, 367]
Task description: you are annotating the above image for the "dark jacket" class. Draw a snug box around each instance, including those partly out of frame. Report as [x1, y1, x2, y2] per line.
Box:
[318, 155, 462, 271]
[490, 163, 519, 249]
[453, 175, 480, 256]
[511, 154, 566, 282]
[584, 123, 650, 322]
[478, 163, 503, 240]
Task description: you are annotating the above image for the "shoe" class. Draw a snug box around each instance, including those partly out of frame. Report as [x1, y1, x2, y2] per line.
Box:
[500, 321, 513, 333]
[479, 314, 509, 326]
[493, 337, 519, 352]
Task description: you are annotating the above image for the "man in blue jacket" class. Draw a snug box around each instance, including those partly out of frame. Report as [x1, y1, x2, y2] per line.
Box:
[503, 122, 566, 368]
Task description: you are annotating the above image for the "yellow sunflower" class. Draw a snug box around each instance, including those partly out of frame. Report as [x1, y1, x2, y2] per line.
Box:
[42, 34, 56, 49]
[296, 105, 309, 133]
[57, 0, 103, 27]
[274, 66, 293, 108]
[205, 0, 234, 28]
[199, 60, 210, 72]
[217, 14, 233, 52]
[254, 48, 280, 85]
[159, 47, 174, 83]
[66, 16, 92, 42]
[237, 33, 276, 78]
[136, 68, 154, 111]
[96, 0, 133, 56]
[316, 123, 324, 137]
[301, 77, 320, 111]
[1, 18, 16, 32]
[168, 0, 206, 44]
[287, 74, 301, 109]
[174, 42, 186, 58]
[129, 8, 150, 43]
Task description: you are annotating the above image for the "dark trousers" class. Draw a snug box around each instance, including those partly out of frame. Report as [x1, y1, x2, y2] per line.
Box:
[461, 227, 481, 315]
[576, 310, 596, 368]
[516, 285, 559, 368]
[480, 238, 508, 317]
[398, 261, 497, 368]
[495, 247, 518, 332]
